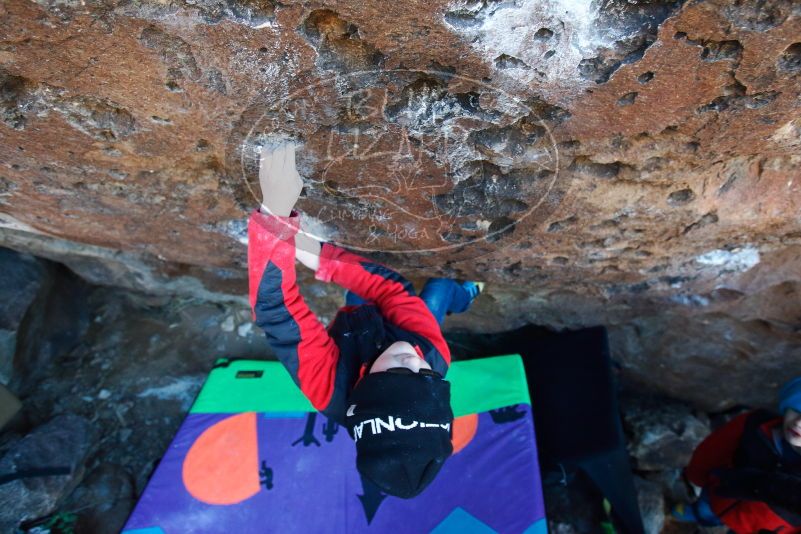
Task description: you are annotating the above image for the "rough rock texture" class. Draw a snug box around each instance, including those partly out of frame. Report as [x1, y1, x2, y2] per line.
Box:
[0, 253, 270, 530]
[0, 414, 94, 531]
[11, 260, 92, 397]
[622, 395, 710, 471]
[0, 248, 45, 384]
[63, 463, 136, 534]
[542, 473, 606, 534]
[635, 476, 666, 534]
[1, 0, 801, 410]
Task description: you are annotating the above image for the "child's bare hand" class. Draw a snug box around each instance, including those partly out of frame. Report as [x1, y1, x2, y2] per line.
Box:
[259, 141, 303, 217]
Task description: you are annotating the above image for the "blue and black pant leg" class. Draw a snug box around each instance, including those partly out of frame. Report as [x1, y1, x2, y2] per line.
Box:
[347, 278, 479, 326]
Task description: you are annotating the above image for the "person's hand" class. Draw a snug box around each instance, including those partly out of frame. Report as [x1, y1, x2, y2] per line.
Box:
[259, 141, 303, 217]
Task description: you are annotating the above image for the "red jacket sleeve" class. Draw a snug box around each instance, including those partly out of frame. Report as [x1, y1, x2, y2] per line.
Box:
[685, 411, 751, 487]
[315, 242, 451, 371]
[248, 209, 339, 411]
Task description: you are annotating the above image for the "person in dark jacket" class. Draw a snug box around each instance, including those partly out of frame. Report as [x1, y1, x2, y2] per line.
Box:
[248, 141, 481, 499]
[671, 375, 801, 533]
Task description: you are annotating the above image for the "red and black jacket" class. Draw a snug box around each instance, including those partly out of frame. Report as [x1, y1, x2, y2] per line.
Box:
[686, 409, 801, 533]
[247, 209, 451, 424]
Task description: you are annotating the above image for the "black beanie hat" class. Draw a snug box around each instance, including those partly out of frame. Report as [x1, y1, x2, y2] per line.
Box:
[345, 371, 454, 499]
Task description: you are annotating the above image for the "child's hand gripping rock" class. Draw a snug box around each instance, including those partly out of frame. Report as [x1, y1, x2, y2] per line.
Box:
[258, 141, 321, 271]
[259, 141, 303, 217]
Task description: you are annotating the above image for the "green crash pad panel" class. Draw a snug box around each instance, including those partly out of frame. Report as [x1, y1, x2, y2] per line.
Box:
[191, 354, 531, 417]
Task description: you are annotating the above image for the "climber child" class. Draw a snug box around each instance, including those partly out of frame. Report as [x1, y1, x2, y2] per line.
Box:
[671, 375, 801, 532]
[247, 141, 482, 499]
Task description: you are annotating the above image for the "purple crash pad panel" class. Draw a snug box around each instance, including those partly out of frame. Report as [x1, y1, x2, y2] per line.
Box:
[124, 407, 545, 533]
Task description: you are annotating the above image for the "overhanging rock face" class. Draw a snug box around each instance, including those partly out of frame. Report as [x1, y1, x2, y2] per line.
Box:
[1, 0, 800, 409]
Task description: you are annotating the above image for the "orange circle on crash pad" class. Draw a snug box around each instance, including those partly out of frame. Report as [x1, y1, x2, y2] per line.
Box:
[183, 412, 261, 505]
[451, 413, 478, 454]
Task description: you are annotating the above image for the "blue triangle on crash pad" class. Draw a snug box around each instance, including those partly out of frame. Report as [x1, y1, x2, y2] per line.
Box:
[523, 518, 548, 534]
[430, 507, 497, 534]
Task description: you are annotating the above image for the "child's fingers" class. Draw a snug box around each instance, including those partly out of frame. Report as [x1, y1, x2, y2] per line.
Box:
[264, 143, 287, 172]
[261, 144, 288, 176]
[281, 143, 295, 170]
[283, 142, 297, 170]
[259, 144, 277, 174]
[260, 141, 298, 179]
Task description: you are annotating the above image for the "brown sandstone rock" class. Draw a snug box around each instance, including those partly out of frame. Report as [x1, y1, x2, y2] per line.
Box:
[1, 0, 799, 410]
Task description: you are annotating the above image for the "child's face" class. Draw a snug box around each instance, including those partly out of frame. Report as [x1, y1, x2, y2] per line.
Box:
[370, 341, 432, 374]
[784, 408, 801, 449]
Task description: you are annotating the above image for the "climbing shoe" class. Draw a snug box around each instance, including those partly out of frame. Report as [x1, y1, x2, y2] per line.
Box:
[446, 281, 484, 316]
[463, 281, 484, 302]
[671, 503, 699, 523]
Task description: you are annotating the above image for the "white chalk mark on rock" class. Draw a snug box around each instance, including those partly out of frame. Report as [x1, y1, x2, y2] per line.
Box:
[695, 246, 760, 272]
